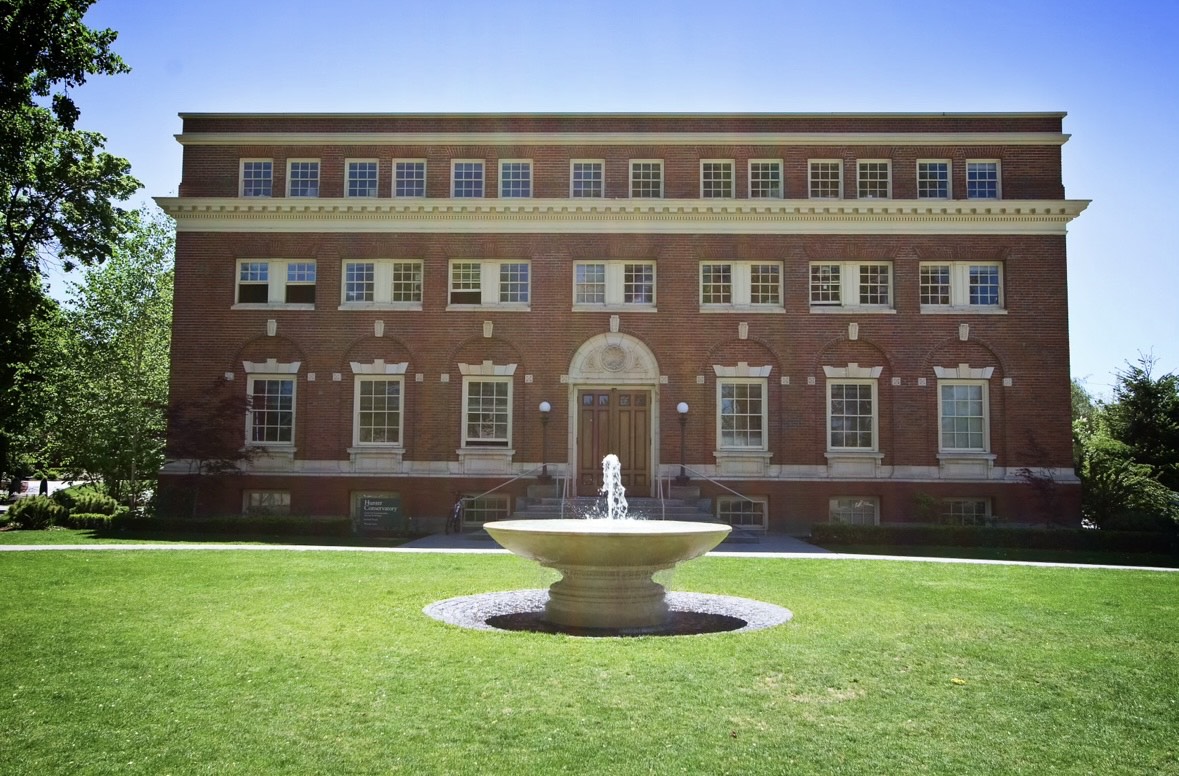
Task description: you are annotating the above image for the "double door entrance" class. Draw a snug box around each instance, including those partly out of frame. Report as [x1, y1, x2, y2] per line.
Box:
[576, 388, 651, 497]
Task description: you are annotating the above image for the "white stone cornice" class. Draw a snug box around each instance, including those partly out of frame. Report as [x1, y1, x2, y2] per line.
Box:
[175, 131, 1070, 147]
[155, 197, 1090, 236]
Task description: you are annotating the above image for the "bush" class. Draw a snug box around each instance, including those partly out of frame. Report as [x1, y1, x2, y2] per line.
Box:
[108, 514, 355, 538]
[7, 496, 68, 530]
[64, 512, 115, 530]
[70, 493, 120, 516]
[810, 523, 1179, 555]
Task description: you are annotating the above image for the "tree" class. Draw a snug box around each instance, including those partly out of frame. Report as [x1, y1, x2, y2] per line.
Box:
[1104, 356, 1179, 491]
[1077, 415, 1177, 531]
[0, 0, 140, 482]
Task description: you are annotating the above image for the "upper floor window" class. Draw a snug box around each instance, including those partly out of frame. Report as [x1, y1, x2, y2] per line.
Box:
[235, 260, 316, 308]
[499, 160, 532, 198]
[452, 160, 485, 198]
[700, 262, 783, 310]
[967, 161, 1000, 199]
[917, 160, 951, 198]
[248, 376, 295, 445]
[857, 160, 891, 198]
[701, 160, 734, 198]
[355, 377, 404, 446]
[919, 262, 1003, 311]
[809, 160, 842, 198]
[341, 260, 423, 309]
[395, 160, 426, 197]
[809, 262, 893, 310]
[748, 160, 783, 198]
[240, 160, 272, 197]
[717, 379, 767, 450]
[827, 380, 877, 451]
[630, 160, 663, 198]
[448, 260, 530, 308]
[346, 160, 378, 198]
[939, 381, 990, 452]
[829, 496, 879, 525]
[571, 160, 604, 197]
[287, 160, 320, 197]
[573, 261, 656, 309]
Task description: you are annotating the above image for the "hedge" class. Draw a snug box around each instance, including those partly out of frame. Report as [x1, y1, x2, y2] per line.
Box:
[108, 514, 356, 538]
[6, 497, 68, 529]
[810, 523, 1179, 555]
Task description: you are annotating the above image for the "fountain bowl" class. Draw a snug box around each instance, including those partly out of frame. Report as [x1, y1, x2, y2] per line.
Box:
[484, 519, 732, 631]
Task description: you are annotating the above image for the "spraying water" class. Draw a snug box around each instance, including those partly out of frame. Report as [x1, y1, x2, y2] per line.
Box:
[598, 453, 631, 520]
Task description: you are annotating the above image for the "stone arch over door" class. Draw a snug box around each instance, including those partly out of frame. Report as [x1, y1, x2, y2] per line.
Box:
[566, 333, 662, 497]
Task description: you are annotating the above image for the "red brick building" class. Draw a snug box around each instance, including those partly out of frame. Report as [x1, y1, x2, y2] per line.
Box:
[156, 112, 1088, 532]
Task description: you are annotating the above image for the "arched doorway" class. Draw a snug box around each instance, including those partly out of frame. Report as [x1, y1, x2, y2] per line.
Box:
[566, 332, 662, 496]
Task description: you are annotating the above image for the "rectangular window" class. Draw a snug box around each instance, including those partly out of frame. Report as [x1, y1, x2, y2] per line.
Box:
[939, 381, 989, 452]
[701, 160, 734, 198]
[829, 497, 879, 525]
[828, 381, 876, 450]
[463, 378, 511, 447]
[748, 160, 783, 198]
[718, 380, 766, 450]
[572, 261, 656, 308]
[235, 260, 316, 307]
[966, 161, 1000, 199]
[240, 160, 273, 197]
[630, 160, 663, 198]
[448, 260, 529, 307]
[244, 490, 291, 516]
[920, 262, 1003, 310]
[346, 160, 378, 198]
[248, 377, 295, 445]
[941, 498, 992, 526]
[287, 160, 320, 197]
[460, 493, 511, 527]
[499, 160, 532, 198]
[340, 260, 422, 308]
[452, 160, 484, 198]
[857, 160, 891, 198]
[716, 497, 767, 530]
[700, 262, 782, 309]
[809, 262, 892, 310]
[917, 160, 951, 198]
[394, 160, 426, 197]
[355, 377, 403, 446]
[571, 160, 604, 197]
[809, 160, 842, 198]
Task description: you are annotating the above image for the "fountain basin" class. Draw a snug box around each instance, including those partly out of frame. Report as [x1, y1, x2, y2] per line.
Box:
[484, 519, 731, 631]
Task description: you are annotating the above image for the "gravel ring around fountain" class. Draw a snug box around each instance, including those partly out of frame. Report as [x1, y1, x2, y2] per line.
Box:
[424, 589, 793, 637]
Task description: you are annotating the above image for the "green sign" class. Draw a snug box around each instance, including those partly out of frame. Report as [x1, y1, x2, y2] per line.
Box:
[357, 494, 402, 533]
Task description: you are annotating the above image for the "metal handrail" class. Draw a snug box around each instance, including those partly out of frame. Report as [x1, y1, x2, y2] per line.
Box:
[454, 465, 568, 528]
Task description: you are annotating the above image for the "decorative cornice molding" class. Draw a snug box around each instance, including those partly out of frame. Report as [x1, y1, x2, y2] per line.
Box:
[154, 197, 1090, 236]
[175, 131, 1069, 147]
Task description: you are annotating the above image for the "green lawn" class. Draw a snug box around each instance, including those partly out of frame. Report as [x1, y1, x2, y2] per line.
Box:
[1, 549, 1176, 775]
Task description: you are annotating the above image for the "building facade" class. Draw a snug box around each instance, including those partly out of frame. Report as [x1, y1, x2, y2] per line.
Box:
[156, 112, 1088, 532]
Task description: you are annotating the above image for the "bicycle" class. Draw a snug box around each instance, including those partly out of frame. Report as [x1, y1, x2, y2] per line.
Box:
[445, 498, 464, 535]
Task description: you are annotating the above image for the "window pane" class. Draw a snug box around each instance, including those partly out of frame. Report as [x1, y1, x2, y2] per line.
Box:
[499, 262, 529, 303]
[750, 264, 781, 305]
[358, 379, 401, 444]
[701, 162, 733, 198]
[453, 162, 484, 197]
[344, 262, 375, 302]
[250, 379, 294, 443]
[829, 383, 874, 449]
[917, 161, 949, 198]
[720, 382, 764, 448]
[858, 264, 890, 305]
[920, 265, 951, 305]
[701, 264, 732, 304]
[810, 264, 841, 304]
[969, 265, 1000, 305]
[572, 162, 603, 197]
[749, 162, 782, 198]
[967, 162, 998, 199]
[809, 161, 841, 198]
[857, 161, 889, 198]
[395, 161, 426, 197]
[241, 161, 272, 197]
[346, 161, 378, 197]
[288, 161, 319, 197]
[623, 264, 654, 304]
[500, 162, 532, 198]
[391, 262, 422, 302]
[450, 262, 482, 304]
[465, 380, 509, 445]
[575, 263, 606, 303]
[631, 162, 662, 197]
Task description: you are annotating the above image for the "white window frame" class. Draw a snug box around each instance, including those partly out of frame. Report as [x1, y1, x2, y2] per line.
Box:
[451, 159, 485, 198]
[826, 379, 878, 452]
[941, 498, 993, 526]
[700, 159, 734, 199]
[246, 375, 296, 447]
[240, 159, 273, 197]
[339, 260, 423, 310]
[345, 158, 379, 198]
[716, 378, 768, 451]
[917, 159, 952, 199]
[748, 159, 784, 198]
[286, 159, 320, 198]
[393, 159, 427, 198]
[234, 259, 316, 309]
[571, 261, 656, 311]
[447, 260, 530, 310]
[829, 496, 879, 525]
[461, 376, 513, 448]
[243, 490, 291, 516]
[808, 261, 894, 312]
[498, 159, 533, 198]
[919, 261, 1004, 312]
[857, 159, 891, 199]
[808, 159, 843, 199]
[716, 496, 768, 531]
[570, 159, 604, 198]
[699, 261, 783, 312]
[966, 160, 1001, 199]
[629, 159, 664, 198]
[938, 379, 990, 453]
[354, 376, 405, 447]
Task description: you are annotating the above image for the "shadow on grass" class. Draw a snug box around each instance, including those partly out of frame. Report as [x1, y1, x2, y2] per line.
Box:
[810, 542, 1179, 568]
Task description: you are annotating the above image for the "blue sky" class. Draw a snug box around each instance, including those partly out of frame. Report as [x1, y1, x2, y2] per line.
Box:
[65, 0, 1179, 397]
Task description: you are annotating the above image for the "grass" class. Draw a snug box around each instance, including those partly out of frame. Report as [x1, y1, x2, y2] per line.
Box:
[814, 542, 1179, 568]
[1, 548, 1177, 775]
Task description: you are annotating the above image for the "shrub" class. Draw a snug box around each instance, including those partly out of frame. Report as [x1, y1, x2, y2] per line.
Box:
[810, 523, 1179, 555]
[64, 513, 115, 530]
[70, 493, 120, 516]
[7, 497, 68, 530]
[108, 514, 355, 538]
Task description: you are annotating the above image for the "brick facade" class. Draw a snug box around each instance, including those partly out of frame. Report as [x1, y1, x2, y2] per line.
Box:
[157, 113, 1087, 532]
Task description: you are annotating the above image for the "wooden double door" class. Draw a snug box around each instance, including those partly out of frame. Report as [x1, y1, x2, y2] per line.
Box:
[576, 388, 651, 497]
